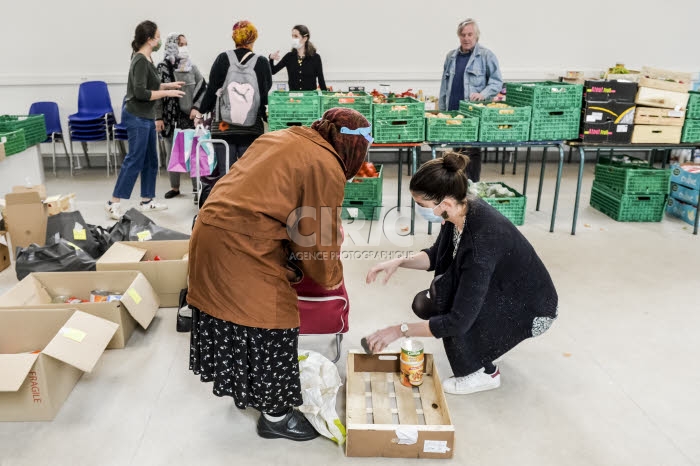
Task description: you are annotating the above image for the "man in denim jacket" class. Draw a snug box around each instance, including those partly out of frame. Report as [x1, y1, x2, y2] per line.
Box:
[439, 19, 503, 181]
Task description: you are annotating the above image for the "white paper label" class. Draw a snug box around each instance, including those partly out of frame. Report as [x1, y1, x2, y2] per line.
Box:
[585, 116, 596, 123]
[424, 440, 450, 454]
[395, 427, 418, 445]
[668, 110, 684, 118]
[346, 208, 359, 218]
[617, 125, 629, 133]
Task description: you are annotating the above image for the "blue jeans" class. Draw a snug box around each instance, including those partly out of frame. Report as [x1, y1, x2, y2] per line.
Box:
[113, 110, 158, 199]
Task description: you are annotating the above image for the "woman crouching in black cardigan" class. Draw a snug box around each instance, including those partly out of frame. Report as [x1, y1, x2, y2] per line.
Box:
[365, 152, 558, 395]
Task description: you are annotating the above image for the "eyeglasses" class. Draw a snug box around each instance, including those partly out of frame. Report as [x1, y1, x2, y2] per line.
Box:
[340, 125, 373, 144]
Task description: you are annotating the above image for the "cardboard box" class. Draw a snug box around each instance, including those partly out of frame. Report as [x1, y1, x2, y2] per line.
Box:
[670, 163, 700, 190]
[585, 80, 638, 103]
[639, 66, 693, 94]
[584, 101, 635, 124]
[345, 351, 454, 459]
[670, 182, 699, 206]
[96, 240, 189, 307]
[3, 186, 76, 260]
[666, 196, 698, 226]
[631, 125, 682, 144]
[0, 231, 9, 272]
[0, 310, 117, 421]
[634, 107, 685, 126]
[636, 87, 690, 110]
[0, 271, 160, 349]
[582, 122, 633, 144]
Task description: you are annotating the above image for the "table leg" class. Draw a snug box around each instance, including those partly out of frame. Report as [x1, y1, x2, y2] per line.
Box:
[428, 147, 438, 235]
[549, 144, 565, 233]
[523, 147, 532, 195]
[568, 145, 573, 164]
[572, 146, 585, 235]
[661, 149, 668, 169]
[694, 202, 699, 235]
[512, 147, 518, 175]
[501, 148, 507, 175]
[537, 147, 548, 211]
[410, 146, 418, 235]
[397, 148, 402, 212]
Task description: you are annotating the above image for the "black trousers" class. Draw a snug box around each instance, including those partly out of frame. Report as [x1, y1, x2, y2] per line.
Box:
[412, 289, 532, 377]
[451, 147, 482, 182]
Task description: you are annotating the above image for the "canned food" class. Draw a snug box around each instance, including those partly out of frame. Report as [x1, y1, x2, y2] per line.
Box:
[90, 290, 115, 303]
[106, 295, 122, 303]
[400, 339, 425, 387]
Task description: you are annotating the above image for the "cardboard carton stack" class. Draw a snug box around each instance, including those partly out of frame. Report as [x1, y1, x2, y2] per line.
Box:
[667, 163, 700, 226]
[582, 80, 638, 143]
[632, 67, 692, 144]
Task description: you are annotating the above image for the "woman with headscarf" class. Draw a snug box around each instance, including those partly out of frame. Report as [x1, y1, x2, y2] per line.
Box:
[188, 108, 372, 441]
[191, 20, 272, 181]
[156, 32, 207, 203]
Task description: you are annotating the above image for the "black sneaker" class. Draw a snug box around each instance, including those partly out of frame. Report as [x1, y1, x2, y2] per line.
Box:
[164, 189, 180, 199]
[256, 409, 319, 441]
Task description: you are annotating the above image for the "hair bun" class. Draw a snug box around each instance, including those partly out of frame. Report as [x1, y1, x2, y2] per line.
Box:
[443, 152, 469, 173]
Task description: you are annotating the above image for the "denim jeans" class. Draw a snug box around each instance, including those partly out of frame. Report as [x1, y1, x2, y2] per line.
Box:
[112, 110, 158, 199]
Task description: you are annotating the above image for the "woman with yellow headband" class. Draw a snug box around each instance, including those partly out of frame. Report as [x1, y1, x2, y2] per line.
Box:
[191, 20, 272, 189]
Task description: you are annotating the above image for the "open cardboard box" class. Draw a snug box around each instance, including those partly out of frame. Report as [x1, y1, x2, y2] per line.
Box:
[345, 351, 454, 459]
[96, 240, 189, 307]
[3, 185, 75, 260]
[0, 309, 118, 421]
[0, 271, 160, 349]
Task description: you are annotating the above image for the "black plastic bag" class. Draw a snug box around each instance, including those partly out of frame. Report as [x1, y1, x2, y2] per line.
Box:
[15, 239, 96, 281]
[108, 208, 190, 243]
[46, 211, 108, 259]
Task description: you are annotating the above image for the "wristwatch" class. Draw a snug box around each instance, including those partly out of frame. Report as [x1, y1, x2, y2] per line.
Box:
[400, 323, 409, 338]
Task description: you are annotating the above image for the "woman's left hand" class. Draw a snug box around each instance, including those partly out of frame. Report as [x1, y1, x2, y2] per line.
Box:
[155, 120, 164, 132]
[161, 81, 185, 90]
[366, 325, 401, 353]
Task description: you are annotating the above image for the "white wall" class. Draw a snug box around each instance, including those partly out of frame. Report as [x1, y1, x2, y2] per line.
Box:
[1, 0, 699, 120]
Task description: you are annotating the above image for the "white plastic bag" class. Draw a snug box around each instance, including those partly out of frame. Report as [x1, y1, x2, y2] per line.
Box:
[297, 350, 346, 445]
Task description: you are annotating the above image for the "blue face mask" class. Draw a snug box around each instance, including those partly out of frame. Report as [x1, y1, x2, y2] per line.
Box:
[340, 125, 373, 144]
[415, 202, 444, 223]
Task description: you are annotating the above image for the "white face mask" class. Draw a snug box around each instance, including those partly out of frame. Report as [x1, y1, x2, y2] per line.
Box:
[291, 38, 302, 49]
[177, 46, 190, 59]
[415, 202, 444, 223]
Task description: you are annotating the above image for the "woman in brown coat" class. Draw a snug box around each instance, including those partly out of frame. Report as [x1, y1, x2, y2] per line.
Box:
[188, 108, 372, 441]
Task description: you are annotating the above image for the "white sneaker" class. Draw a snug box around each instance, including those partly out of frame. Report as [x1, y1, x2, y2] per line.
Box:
[105, 202, 123, 220]
[138, 200, 168, 213]
[442, 366, 501, 395]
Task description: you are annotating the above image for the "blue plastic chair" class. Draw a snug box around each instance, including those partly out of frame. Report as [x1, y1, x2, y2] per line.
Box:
[28, 101, 74, 176]
[67, 81, 116, 175]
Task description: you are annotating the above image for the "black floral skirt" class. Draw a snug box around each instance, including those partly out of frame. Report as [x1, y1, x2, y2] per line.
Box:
[189, 307, 303, 413]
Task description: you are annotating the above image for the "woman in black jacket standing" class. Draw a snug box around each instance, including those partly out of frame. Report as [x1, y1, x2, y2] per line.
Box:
[269, 25, 327, 91]
[365, 152, 558, 396]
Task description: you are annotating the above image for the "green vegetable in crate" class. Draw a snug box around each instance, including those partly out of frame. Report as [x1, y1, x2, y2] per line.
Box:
[468, 181, 515, 198]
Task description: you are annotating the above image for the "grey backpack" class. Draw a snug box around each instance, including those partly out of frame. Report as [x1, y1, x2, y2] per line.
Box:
[216, 51, 261, 127]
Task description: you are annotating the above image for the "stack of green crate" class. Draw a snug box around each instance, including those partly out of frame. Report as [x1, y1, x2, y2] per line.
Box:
[320, 91, 372, 120]
[505, 82, 583, 141]
[341, 164, 383, 220]
[681, 91, 700, 142]
[589, 155, 670, 222]
[267, 91, 320, 131]
[459, 102, 531, 142]
[480, 182, 527, 225]
[372, 97, 425, 143]
[0, 129, 27, 156]
[0, 115, 47, 147]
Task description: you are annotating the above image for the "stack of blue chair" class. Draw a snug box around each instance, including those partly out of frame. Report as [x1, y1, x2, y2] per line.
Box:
[28, 101, 77, 176]
[68, 81, 116, 176]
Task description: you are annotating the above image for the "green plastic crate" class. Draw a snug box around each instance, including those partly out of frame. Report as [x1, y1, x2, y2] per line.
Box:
[529, 107, 581, 141]
[481, 182, 527, 226]
[268, 118, 317, 132]
[344, 164, 383, 203]
[478, 121, 530, 142]
[590, 181, 666, 222]
[372, 97, 424, 119]
[341, 202, 381, 221]
[505, 82, 584, 109]
[681, 118, 700, 143]
[460, 101, 532, 123]
[320, 92, 372, 118]
[687, 91, 700, 120]
[0, 129, 27, 156]
[0, 115, 47, 146]
[268, 91, 320, 120]
[594, 158, 670, 194]
[372, 117, 425, 143]
[425, 112, 479, 142]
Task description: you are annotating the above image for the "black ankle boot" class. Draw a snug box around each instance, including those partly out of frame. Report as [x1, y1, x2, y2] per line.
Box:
[256, 409, 319, 441]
